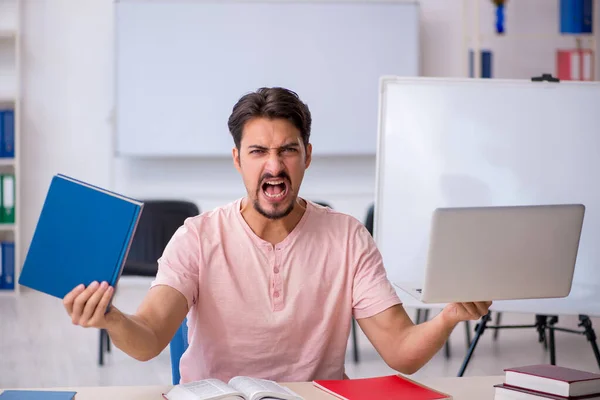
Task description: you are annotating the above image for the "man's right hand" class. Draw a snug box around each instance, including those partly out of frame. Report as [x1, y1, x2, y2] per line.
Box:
[62, 282, 188, 362]
[63, 281, 116, 329]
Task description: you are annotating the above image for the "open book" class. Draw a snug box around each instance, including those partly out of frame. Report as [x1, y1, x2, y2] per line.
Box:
[163, 377, 304, 400]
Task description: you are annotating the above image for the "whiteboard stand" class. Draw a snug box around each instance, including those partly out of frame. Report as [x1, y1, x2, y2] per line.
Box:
[459, 312, 600, 377]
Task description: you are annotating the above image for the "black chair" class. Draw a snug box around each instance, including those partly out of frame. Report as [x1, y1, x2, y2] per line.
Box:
[312, 200, 361, 364]
[98, 200, 200, 366]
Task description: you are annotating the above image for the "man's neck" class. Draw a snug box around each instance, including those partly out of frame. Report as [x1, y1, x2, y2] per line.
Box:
[240, 197, 307, 245]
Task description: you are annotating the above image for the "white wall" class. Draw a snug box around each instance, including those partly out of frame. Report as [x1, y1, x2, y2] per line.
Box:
[20, 0, 600, 266]
[21, 0, 114, 264]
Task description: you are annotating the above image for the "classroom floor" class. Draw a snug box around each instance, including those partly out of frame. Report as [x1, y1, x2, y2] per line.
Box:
[1, 277, 599, 389]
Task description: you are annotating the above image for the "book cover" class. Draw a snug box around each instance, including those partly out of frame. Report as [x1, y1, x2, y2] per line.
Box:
[495, 384, 600, 399]
[505, 365, 600, 383]
[313, 375, 451, 400]
[18, 174, 143, 299]
[0, 390, 76, 399]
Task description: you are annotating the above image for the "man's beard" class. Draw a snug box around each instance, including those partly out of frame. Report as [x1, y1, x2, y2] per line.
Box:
[253, 197, 295, 220]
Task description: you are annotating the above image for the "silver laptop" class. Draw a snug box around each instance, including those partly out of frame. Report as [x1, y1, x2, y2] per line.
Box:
[394, 204, 585, 304]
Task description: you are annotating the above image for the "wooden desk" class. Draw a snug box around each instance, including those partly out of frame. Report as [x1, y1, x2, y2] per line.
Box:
[0, 376, 504, 399]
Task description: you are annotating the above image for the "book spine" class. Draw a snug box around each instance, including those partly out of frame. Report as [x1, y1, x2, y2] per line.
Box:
[111, 204, 143, 287]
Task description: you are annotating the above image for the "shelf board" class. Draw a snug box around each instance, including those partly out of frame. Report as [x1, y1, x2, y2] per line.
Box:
[0, 30, 16, 39]
[466, 33, 596, 43]
[0, 223, 16, 231]
[0, 158, 15, 167]
[0, 290, 17, 297]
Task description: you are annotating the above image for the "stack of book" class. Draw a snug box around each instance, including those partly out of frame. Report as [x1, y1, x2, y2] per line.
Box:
[494, 364, 600, 399]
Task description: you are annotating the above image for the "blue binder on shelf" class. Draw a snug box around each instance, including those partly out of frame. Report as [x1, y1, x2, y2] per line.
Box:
[469, 49, 493, 78]
[0, 109, 14, 158]
[0, 241, 15, 290]
[560, 0, 593, 34]
[19, 174, 143, 299]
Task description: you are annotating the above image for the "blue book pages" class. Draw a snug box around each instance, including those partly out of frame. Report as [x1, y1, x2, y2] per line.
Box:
[19, 174, 143, 299]
[0, 391, 76, 399]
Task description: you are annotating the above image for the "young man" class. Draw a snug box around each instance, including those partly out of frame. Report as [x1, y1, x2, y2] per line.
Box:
[63, 87, 491, 383]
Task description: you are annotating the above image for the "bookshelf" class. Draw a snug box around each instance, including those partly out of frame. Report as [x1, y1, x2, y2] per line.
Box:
[0, 0, 20, 296]
[462, 0, 599, 80]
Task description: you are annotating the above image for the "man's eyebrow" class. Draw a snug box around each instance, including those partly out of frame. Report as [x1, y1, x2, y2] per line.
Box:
[248, 145, 268, 150]
[247, 143, 300, 150]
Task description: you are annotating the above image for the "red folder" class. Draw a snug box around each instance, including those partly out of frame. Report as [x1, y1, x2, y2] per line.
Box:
[313, 375, 451, 400]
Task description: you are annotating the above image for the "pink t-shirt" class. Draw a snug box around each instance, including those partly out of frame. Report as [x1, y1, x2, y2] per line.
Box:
[151, 199, 401, 383]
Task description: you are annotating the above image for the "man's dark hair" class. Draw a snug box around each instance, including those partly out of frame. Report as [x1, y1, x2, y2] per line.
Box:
[227, 87, 312, 150]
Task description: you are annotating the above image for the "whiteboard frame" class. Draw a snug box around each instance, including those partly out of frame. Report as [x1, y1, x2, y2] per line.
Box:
[373, 75, 600, 316]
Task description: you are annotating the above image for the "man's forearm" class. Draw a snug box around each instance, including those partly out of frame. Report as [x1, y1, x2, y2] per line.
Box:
[393, 312, 458, 374]
[104, 307, 162, 362]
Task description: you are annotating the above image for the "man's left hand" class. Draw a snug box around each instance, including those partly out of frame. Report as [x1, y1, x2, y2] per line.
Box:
[441, 301, 493, 327]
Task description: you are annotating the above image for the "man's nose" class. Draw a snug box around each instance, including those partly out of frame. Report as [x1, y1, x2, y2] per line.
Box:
[264, 151, 285, 174]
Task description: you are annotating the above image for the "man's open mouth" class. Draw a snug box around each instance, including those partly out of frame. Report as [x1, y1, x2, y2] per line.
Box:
[262, 179, 288, 199]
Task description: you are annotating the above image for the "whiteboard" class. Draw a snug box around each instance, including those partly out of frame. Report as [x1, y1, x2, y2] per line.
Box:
[374, 76, 600, 314]
[114, 0, 419, 157]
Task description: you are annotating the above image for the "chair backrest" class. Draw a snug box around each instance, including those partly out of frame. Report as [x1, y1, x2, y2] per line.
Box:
[312, 200, 332, 208]
[365, 203, 374, 236]
[122, 200, 200, 277]
[170, 317, 189, 385]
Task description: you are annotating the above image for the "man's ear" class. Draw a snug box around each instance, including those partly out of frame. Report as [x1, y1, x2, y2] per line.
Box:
[304, 143, 312, 169]
[233, 147, 241, 172]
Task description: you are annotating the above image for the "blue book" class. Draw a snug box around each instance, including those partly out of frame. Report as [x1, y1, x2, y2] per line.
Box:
[0, 391, 76, 399]
[19, 174, 143, 299]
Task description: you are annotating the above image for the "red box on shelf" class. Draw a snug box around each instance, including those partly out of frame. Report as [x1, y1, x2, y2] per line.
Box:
[556, 49, 595, 81]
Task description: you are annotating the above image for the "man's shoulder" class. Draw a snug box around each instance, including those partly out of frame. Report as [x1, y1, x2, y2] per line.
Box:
[181, 199, 240, 231]
[307, 200, 369, 234]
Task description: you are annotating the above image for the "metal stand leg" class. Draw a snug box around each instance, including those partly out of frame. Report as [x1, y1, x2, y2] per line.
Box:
[458, 313, 491, 377]
[423, 309, 430, 321]
[579, 315, 600, 370]
[98, 329, 105, 366]
[464, 321, 472, 348]
[351, 317, 360, 363]
[535, 315, 548, 350]
[493, 312, 502, 341]
[547, 316, 558, 365]
[416, 309, 422, 324]
[106, 329, 111, 353]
